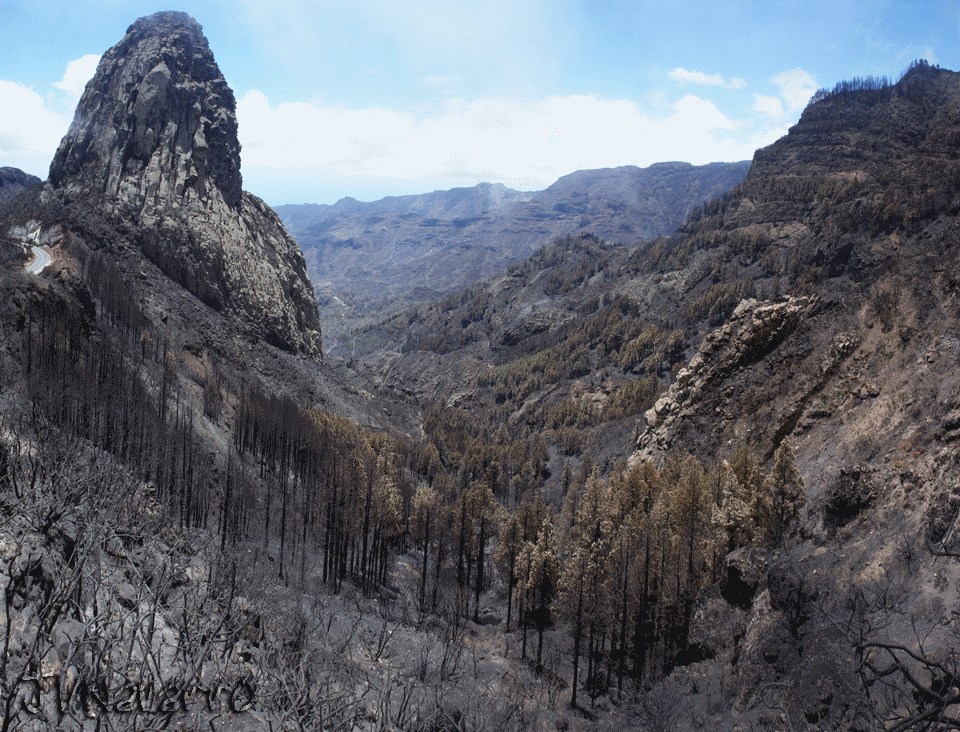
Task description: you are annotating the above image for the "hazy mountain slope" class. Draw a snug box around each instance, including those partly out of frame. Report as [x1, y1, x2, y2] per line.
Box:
[0, 167, 41, 202]
[277, 161, 749, 349]
[367, 62, 960, 485]
[529, 161, 752, 240]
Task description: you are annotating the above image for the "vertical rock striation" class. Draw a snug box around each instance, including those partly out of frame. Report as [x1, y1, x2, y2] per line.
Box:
[49, 11, 322, 358]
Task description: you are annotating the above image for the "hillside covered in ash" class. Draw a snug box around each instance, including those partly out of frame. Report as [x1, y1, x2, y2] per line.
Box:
[2, 9, 960, 731]
[0, 168, 41, 203]
[349, 60, 960, 729]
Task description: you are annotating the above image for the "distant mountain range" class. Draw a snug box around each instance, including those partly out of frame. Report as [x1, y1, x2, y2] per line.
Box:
[276, 160, 750, 341]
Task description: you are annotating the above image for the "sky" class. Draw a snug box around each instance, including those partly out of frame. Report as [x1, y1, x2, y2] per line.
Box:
[0, 1, 957, 205]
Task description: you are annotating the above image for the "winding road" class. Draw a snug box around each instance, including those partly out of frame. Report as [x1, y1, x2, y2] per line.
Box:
[26, 245, 52, 275]
[21, 223, 53, 275]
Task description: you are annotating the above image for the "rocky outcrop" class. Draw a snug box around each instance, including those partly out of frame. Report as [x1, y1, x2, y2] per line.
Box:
[634, 296, 817, 463]
[49, 12, 241, 210]
[0, 167, 41, 202]
[48, 12, 321, 358]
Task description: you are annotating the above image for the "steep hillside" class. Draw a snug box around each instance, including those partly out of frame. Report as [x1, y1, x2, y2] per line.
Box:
[278, 160, 748, 349]
[348, 61, 960, 728]
[0, 13, 434, 731]
[632, 62, 960, 473]
[365, 61, 960, 478]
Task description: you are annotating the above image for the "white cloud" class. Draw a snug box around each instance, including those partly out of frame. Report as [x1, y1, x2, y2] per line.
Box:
[747, 68, 818, 122]
[668, 67, 746, 90]
[0, 55, 102, 177]
[0, 80, 72, 176]
[236, 88, 767, 199]
[0, 54, 103, 176]
[52, 54, 101, 99]
[771, 68, 818, 113]
[0, 48, 802, 204]
[672, 94, 738, 131]
[752, 93, 784, 118]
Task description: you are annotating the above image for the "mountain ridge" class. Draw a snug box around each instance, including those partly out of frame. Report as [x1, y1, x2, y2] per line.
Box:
[287, 180, 532, 220]
[0, 167, 41, 202]
[344, 61, 960, 727]
[278, 160, 750, 351]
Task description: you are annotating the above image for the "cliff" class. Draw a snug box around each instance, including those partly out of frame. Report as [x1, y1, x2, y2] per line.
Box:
[48, 11, 322, 358]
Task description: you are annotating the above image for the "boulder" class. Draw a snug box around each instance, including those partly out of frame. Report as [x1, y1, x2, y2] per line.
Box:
[721, 547, 772, 609]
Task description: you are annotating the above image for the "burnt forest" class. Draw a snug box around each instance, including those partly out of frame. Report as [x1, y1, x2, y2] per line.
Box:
[1, 10, 960, 732]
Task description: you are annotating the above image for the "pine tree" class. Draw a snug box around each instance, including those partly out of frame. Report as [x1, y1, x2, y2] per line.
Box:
[525, 516, 560, 673]
[606, 463, 656, 689]
[372, 456, 404, 587]
[671, 455, 710, 604]
[558, 468, 613, 706]
[497, 490, 551, 637]
[411, 485, 441, 609]
[712, 460, 753, 554]
[763, 439, 806, 547]
[729, 445, 768, 545]
[464, 480, 501, 622]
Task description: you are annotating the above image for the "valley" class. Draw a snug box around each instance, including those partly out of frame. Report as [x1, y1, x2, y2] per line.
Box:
[276, 160, 749, 352]
[0, 10, 959, 732]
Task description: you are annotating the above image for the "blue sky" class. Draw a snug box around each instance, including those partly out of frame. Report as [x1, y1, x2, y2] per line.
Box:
[0, 1, 957, 205]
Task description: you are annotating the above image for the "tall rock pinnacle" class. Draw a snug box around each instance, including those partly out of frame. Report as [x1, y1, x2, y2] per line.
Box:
[50, 12, 242, 209]
[49, 11, 322, 359]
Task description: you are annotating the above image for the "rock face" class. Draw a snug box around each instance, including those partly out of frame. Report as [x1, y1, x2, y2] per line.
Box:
[634, 296, 818, 463]
[0, 167, 41, 202]
[49, 12, 321, 358]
